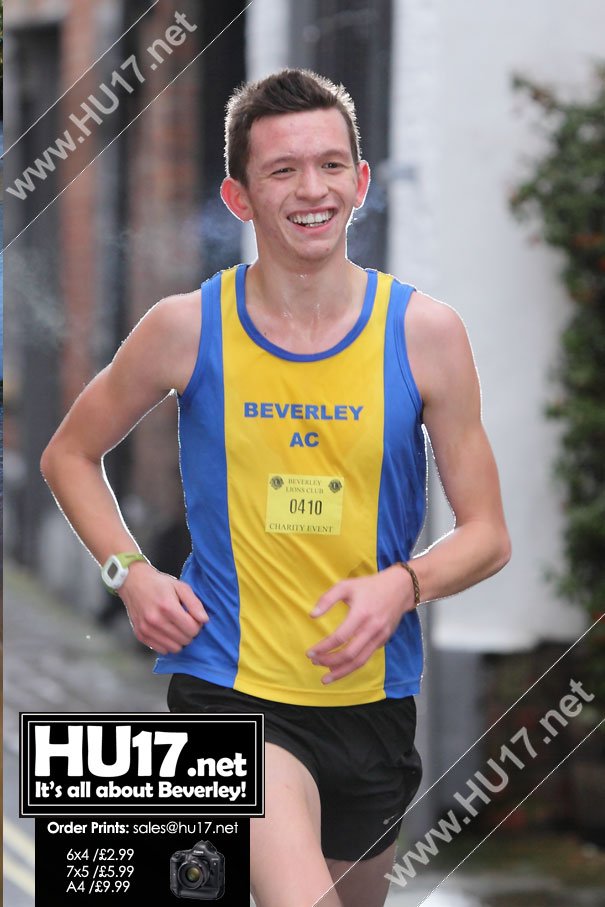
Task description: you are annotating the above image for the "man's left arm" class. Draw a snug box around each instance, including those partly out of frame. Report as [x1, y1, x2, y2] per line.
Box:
[308, 293, 511, 683]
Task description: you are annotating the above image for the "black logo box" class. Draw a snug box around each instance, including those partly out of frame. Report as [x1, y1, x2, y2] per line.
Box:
[21, 712, 264, 817]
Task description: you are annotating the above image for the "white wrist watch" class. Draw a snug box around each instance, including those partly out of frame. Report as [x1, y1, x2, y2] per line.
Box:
[101, 553, 148, 595]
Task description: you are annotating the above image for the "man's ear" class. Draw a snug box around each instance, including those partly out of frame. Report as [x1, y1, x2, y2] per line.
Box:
[220, 176, 254, 222]
[353, 160, 371, 210]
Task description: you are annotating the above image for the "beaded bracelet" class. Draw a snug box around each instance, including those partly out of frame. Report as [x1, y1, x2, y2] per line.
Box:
[396, 561, 421, 606]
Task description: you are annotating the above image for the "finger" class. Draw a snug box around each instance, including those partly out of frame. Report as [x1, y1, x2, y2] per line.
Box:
[307, 610, 363, 658]
[310, 631, 370, 669]
[150, 638, 184, 655]
[310, 581, 351, 618]
[138, 630, 183, 656]
[321, 640, 378, 684]
[138, 603, 199, 650]
[138, 622, 188, 651]
[168, 605, 205, 642]
[176, 581, 209, 624]
[144, 609, 202, 651]
[161, 586, 206, 640]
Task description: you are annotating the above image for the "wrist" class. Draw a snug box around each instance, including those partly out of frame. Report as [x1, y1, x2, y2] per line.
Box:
[121, 555, 153, 576]
[395, 561, 421, 607]
[101, 552, 149, 595]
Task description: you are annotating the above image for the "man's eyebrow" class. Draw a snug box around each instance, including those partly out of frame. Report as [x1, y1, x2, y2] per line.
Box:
[261, 149, 353, 169]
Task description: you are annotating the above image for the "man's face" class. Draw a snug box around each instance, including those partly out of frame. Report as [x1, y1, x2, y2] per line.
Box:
[236, 108, 369, 265]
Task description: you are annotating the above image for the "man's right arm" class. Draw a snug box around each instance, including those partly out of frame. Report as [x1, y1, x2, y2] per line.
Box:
[40, 291, 207, 654]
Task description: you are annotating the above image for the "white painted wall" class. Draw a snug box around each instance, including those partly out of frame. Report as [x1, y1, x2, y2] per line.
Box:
[388, 0, 602, 649]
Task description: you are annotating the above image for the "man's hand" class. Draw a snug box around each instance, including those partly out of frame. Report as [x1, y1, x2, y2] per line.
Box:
[306, 566, 417, 684]
[118, 562, 208, 654]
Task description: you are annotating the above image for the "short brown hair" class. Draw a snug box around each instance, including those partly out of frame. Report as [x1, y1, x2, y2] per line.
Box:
[224, 68, 361, 185]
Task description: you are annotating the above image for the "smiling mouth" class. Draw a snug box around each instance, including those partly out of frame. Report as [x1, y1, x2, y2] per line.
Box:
[288, 210, 335, 228]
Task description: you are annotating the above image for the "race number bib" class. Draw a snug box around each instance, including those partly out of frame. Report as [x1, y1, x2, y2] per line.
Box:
[265, 474, 345, 535]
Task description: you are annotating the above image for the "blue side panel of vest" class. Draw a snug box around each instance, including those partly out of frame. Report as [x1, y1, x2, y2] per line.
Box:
[153, 271, 242, 686]
[378, 280, 427, 697]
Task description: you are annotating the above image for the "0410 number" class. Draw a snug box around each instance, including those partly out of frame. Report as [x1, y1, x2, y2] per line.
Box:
[289, 498, 323, 516]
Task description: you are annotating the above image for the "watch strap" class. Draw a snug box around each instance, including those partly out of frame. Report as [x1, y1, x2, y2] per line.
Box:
[115, 552, 148, 569]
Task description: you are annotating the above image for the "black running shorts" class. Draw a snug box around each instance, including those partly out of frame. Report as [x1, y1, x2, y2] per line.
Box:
[167, 674, 422, 862]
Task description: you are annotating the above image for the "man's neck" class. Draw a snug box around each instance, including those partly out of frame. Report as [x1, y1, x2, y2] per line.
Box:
[246, 253, 365, 323]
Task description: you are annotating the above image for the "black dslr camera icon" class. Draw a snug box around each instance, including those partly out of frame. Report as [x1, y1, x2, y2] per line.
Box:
[170, 840, 225, 900]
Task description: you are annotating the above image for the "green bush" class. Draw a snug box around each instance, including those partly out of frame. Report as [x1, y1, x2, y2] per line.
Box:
[510, 66, 605, 703]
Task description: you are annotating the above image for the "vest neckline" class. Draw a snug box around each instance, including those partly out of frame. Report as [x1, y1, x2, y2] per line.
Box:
[234, 263, 377, 362]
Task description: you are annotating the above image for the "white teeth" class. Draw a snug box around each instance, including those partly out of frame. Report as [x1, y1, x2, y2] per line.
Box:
[289, 211, 333, 226]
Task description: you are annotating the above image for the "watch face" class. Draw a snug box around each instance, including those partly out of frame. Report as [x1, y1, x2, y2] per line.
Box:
[102, 556, 128, 591]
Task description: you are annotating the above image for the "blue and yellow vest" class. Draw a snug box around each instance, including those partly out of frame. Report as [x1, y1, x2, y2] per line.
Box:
[154, 264, 427, 706]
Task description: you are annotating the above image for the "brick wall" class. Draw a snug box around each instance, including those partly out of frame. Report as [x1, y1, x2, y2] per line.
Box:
[125, 0, 203, 540]
[59, 0, 100, 409]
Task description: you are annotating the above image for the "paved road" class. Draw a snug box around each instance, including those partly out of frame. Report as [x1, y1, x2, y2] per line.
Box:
[3, 564, 167, 906]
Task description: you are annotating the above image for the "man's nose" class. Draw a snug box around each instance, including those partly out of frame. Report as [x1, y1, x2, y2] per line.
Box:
[296, 166, 329, 200]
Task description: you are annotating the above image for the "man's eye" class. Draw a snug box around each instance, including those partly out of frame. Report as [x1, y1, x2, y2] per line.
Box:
[272, 167, 293, 175]
[324, 162, 343, 169]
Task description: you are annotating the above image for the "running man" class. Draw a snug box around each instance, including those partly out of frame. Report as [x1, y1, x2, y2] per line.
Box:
[41, 69, 510, 907]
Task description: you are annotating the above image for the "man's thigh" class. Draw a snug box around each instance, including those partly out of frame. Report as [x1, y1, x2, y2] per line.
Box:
[251, 743, 342, 907]
[323, 844, 397, 907]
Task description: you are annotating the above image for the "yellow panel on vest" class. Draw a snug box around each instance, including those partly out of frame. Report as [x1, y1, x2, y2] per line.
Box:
[220, 267, 394, 705]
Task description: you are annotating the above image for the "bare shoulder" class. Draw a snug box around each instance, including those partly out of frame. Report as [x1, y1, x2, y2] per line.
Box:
[405, 290, 477, 404]
[140, 288, 201, 339]
[406, 290, 469, 349]
[113, 288, 202, 396]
